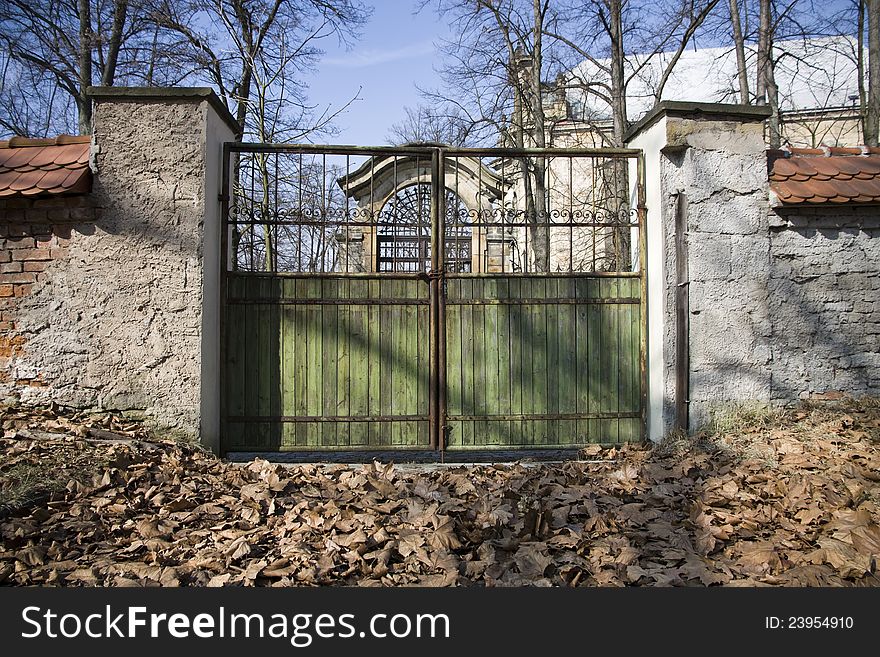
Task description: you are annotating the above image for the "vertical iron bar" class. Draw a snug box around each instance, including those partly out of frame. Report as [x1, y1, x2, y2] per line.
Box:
[674, 192, 689, 432]
[249, 156, 255, 270]
[637, 153, 649, 443]
[218, 142, 231, 455]
[437, 147, 447, 456]
[592, 157, 597, 272]
[273, 152, 279, 272]
[428, 147, 442, 451]
[500, 156, 505, 273]
[569, 156, 574, 272]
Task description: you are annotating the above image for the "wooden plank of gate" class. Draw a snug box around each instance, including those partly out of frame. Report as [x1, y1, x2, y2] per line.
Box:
[392, 277, 407, 446]
[630, 276, 642, 440]
[403, 278, 418, 446]
[633, 276, 643, 439]
[294, 278, 309, 447]
[418, 280, 430, 447]
[618, 277, 634, 443]
[460, 278, 475, 447]
[546, 276, 560, 446]
[574, 277, 589, 444]
[445, 277, 461, 448]
[496, 278, 512, 446]
[587, 278, 601, 442]
[348, 278, 369, 447]
[482, 277, 498, 446]
[379, 277, 394, 446]
[322, 277, 339, 447]
[336, 277, 350, 447]
[368, 278, 381, 446]
[604, 277, 620, 443]
[558, 276, 577, 444]
[269, 278, 281, 449]
[509, 277, 524, 447]
[305, 278, 323, 447]
[281, 278, 296, 449]
[531, 276, 548, 446]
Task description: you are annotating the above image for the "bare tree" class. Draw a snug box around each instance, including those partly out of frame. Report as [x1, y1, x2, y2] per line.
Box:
[419, 0, 557, 271]
[867, 0, 879, 145]
[0, 0, 159, 135]
[729, 0, 750, 103]
[386, 104, 472, 145]
[150, 0, 369, 140]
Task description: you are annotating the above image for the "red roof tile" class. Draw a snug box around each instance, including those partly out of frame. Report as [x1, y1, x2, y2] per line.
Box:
[769, 147, 880, 205]
[0, 135, 91, 198]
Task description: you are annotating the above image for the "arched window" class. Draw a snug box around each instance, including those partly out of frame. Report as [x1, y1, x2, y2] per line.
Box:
[376, 184, 472, 272]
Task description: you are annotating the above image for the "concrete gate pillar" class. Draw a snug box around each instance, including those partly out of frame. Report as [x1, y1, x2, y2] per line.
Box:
[626, 102, 773, 439]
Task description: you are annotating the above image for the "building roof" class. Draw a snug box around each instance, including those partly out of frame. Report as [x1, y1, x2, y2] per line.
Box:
[769, 147, 880, 205]
[0, 135, 92, 198]
[569, 36, 863, 123]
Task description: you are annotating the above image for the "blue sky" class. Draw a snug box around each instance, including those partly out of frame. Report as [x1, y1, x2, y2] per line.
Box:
[304, 2, 450, 146]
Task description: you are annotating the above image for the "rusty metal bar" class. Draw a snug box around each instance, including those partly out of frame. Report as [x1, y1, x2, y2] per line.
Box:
[227, 415, 429, 422]
[226, 298, 429, 306]
[674, 192, 690, 432]
[446, 271, 642, 279]
[447, 412, 641, 421]
[428, 148, 442, 450]
[218, 141, 231, 455]
[436, 147, 448, 458]
[637, 152, 649, 444]
[227, 142, 642, 158]
[227, 272, 427, 280]
[444, 298, 640, 305]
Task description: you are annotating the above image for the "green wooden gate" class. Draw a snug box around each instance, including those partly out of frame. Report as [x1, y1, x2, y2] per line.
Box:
[220, 145, 646, 459]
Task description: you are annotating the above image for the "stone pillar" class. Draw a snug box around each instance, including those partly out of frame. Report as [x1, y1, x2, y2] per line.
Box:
[10, 87, 237, 450]
[334, 226, 366, 272]
[626, 102, 773, 438]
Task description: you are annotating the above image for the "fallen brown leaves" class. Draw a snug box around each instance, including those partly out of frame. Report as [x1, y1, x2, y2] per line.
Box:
[1, 400, 879, 587]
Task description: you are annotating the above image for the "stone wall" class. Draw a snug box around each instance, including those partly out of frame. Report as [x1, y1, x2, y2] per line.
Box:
[0, 196, 100, 389]
[0, 88, 236, 446]
[628, 101, 879, 438]
[768, 206, 880, 400]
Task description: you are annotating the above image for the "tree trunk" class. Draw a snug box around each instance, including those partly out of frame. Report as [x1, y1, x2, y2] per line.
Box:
[867, 0, 880, 146]
[608, 0, 630, 271]
[756, 0, 770, 104]
[529, 0, 549, 273]
[77, 0, 93, 133]
[766, 47, 781, 148]
[729, 0, 750, 104]
[101, 0, 128, 86]
[234, 65, 252, 140]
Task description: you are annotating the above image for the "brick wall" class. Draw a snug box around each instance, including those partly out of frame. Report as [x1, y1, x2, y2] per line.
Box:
[0, 195, 98, 389]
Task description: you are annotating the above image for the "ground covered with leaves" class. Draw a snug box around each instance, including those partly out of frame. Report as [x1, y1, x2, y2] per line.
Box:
[1, 400, 879, 586]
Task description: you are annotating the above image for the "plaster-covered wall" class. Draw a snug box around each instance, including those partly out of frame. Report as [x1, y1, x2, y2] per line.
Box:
[768, 207, 880, 400]
[660, 117, 773, 428]
[1, 89, 235, 441]
[629, 102, 878, 438]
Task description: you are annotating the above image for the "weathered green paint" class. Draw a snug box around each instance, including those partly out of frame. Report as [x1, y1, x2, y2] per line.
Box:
[444, 274, 641, 449]
[223, 271, 640, 452]
[224, 274, 430, 451]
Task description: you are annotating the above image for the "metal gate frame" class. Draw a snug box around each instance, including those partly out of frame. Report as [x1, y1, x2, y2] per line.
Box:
[219, 143, 647, 460]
